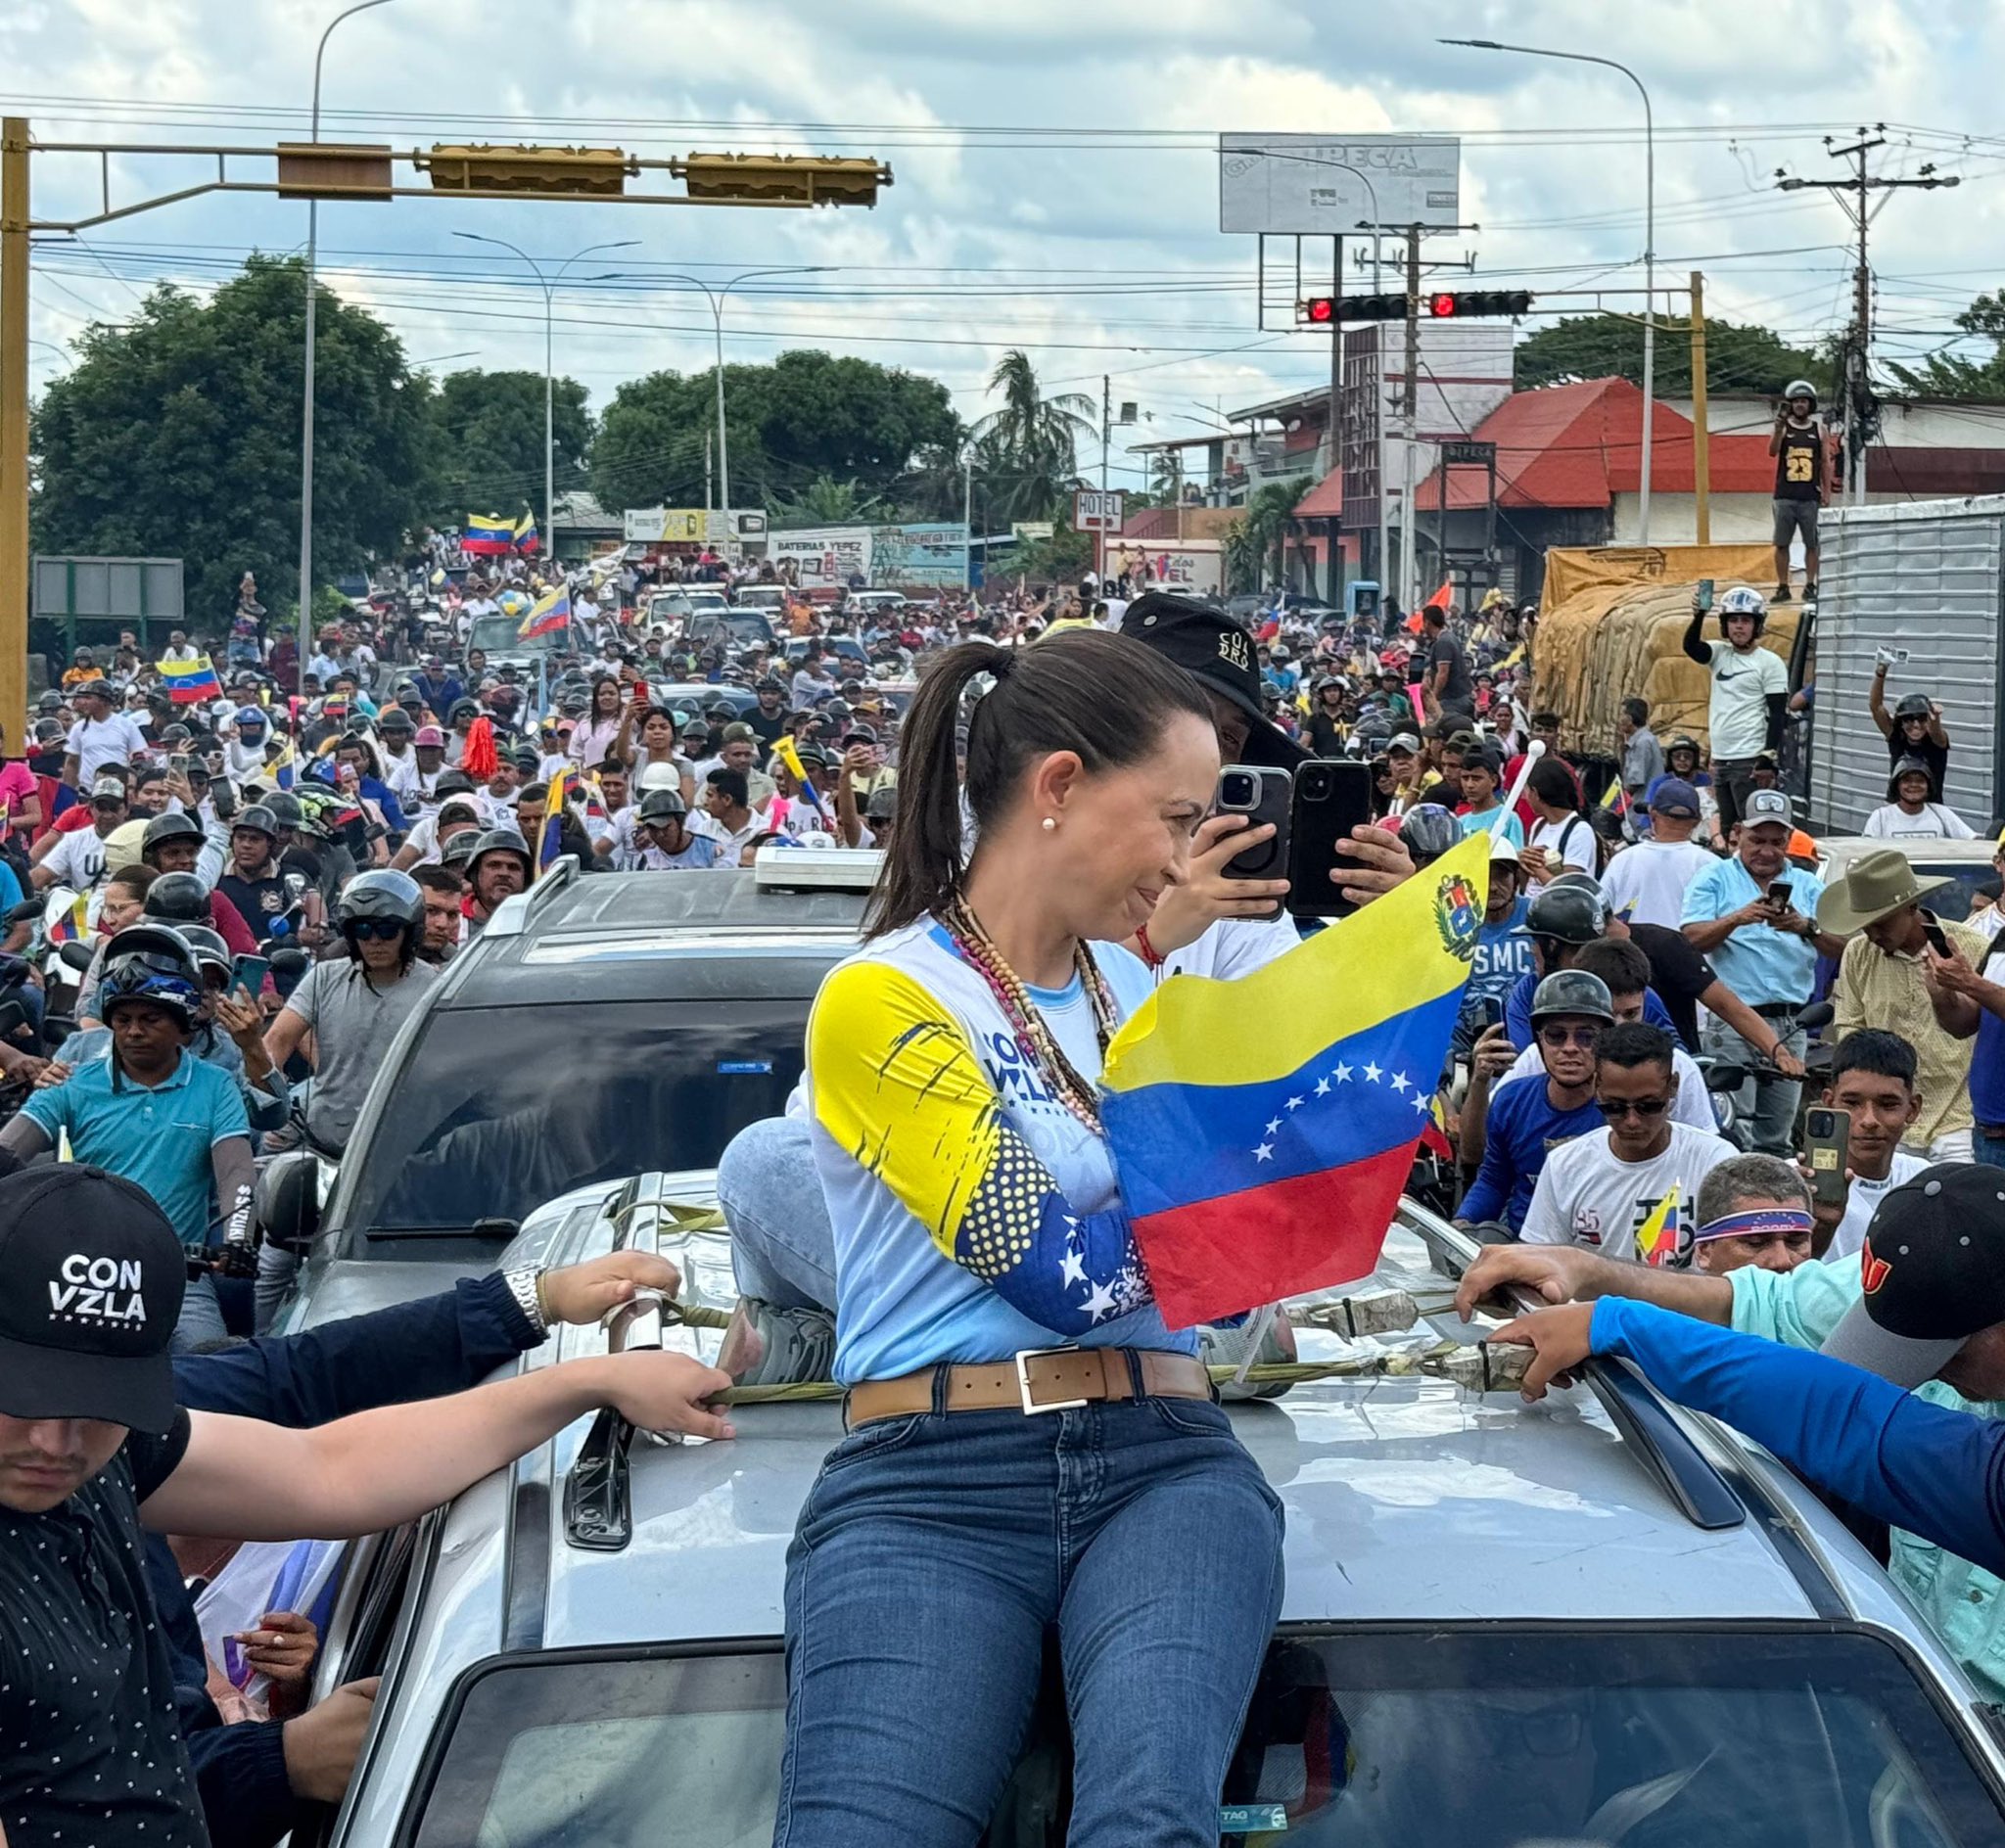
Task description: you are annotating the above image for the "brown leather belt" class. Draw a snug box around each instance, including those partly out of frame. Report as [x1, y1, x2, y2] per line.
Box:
[846, 1348, 1213, 1428]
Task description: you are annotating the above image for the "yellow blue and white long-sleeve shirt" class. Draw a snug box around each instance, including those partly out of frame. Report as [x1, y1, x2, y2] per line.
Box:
[808, 917, 1195, 1383]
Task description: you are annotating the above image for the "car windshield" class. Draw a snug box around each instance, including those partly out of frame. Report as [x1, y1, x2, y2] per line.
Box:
[468, 612, 570, 656]
[405, 1629, 2003, 1848]
[338, 998, 812, 1234]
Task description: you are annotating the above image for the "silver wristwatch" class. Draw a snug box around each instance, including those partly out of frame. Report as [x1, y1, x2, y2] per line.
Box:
[503, 1265, 549, 1338]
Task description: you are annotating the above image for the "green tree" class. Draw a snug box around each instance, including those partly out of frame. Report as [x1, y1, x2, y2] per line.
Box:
[892, 439, 970, 523]
[1885, 291, 2005, 400]
[1010, 523, 1094, 585]
[427, 368, 592, 524]
[971, 349, 1097, 525]
[770, 473, 884, 527]
[29, 254, 437, 626]
[1514, 312, 1824, 394]
[590, 349, 959, 515]
[1224, 480, 1308, 593]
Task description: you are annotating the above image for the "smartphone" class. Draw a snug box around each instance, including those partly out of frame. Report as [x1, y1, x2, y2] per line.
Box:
[1695, 578, 1714, 613]
[230, 953, 269, 997]
[1285, 758, 1375, 921]
[168, 752, 189, 774]
[1803, 1107, 1850, 1211]
[633, 678, 650, 705]
[1213, 765, 1292, 917]
[1767, 881, 1795, 909]
[1922, 913, 1952, 958]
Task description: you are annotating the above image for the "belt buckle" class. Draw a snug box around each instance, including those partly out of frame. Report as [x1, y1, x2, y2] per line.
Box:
[1015, 1347, 1090, 1415]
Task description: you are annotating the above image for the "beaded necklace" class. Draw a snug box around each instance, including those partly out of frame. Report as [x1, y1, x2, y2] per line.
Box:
[942, 896, 1116, 1135]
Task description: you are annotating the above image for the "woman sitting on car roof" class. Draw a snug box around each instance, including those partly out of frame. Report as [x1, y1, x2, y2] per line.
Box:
[782, 627, 1282, 1845]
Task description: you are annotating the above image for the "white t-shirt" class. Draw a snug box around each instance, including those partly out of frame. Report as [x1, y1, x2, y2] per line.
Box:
[66, 713, 148, 786]
[1520, 1120, 1737, 1267]
[40, 826, 109, 892]
[1702, 641, 1788, 761]
[1158, 915, 1299, 982]
[1862, 802, 1976, 842]
[1527, 813, 1600, 878]
[1598, 839, 1721, 930]
[1496, 1043, 1716, 1137]
[1822, 1150, 1931, 1262]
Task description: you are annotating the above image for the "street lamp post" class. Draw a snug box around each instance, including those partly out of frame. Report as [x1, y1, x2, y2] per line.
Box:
[651, 267, 830, 524]
[299, 0, 397, 692]
[1442, 36, 1655, 541]
[454, 233, 637, 564]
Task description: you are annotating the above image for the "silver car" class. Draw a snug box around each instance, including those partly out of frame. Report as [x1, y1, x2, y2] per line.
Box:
[312, 1187, 2005, 1846]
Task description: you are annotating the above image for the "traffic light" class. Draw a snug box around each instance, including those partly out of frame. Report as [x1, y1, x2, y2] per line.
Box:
[417, 144, 638, 195]
[1298, 289, 1532, 324]
[681, 153, 892, 207]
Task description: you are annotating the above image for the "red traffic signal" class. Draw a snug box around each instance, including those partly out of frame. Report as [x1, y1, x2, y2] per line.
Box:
[1304, 297, 1335, 324]
[1429, 292, 1459, 318]
[1298, 290, 1531, 326]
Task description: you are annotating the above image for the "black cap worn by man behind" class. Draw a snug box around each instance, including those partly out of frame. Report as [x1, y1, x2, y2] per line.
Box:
[1120, 591, 1306, 767]
[1821, 1164, 2005, 1388]
[0, 1167, 210, 1848]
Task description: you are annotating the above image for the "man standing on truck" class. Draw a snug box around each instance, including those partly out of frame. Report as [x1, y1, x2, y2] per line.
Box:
[1870, 663, 1952, 801]
[1681, 586, 1788, 831]
[1768, 379, 1829, 602]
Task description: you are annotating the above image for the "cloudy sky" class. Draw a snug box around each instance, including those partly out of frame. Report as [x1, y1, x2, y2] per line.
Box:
[9, 0, 2004, 492]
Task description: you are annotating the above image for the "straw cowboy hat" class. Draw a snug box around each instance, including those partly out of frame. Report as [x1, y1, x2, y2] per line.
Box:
[1815, 848, 1954, 937]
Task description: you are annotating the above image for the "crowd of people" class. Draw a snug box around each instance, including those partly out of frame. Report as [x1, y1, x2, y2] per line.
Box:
[12, 533, 2005, 1848]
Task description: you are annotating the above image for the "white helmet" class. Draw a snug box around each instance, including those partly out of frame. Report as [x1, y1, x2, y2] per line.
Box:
[1783, 379, 1817, 410]
[1717, 584, 1768, 637]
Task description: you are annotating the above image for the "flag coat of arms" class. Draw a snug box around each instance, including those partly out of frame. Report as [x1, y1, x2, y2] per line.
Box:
[1100, 832, 1487, 1327]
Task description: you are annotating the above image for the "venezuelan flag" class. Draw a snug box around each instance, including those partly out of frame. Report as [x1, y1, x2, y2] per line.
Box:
[463, 514, 514, 555]
[1100, 830, 1488, 1328]
[46, 889, 91, 947]
[157, 655, 221, 704]
[517, 586, 570, 640]
[513, 511, 540, 556]
[268, 740, 296, 792]
[537, 768, 570, 875]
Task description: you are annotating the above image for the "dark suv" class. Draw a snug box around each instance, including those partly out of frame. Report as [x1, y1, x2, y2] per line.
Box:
[267, 864, 864, 1322]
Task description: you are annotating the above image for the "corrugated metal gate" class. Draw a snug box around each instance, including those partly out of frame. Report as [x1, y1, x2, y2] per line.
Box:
[1810, 498, 2005, 835]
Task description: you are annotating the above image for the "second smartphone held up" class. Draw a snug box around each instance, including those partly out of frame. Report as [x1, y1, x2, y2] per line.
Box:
[1286, 758, 1375, 921]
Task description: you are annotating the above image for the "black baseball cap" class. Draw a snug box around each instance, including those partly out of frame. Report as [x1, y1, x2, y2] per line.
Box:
[1820, 1165, 2005, 1387]
[0, 1168, 186, 1433]
[1119, 592, 1306, 767]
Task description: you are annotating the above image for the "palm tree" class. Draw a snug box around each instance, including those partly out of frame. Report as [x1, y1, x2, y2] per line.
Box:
[769, 473, 884, 528]
[1224, 479, 1310, 594]
[973, 349, 1097, 525]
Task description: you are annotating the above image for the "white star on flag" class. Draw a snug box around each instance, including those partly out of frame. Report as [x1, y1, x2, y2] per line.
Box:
[1390, 1071, 1411, 1093]
[1082, 1281, 1120, 1322]
[1411, 1091, 1430, 1114]
[1334, 1063, 1353, 1083]
[1285, 1094, 1303, 1111]
[1265, 1117, 1282, 1135]
[1059, 1249, 1087, 1287]
[1363, 1062, 1383, 1084]
[1253, 1141, 1274, 1162]
[1314, 1078, 1329, 1096]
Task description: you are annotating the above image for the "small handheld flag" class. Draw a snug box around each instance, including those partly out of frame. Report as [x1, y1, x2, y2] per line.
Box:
[157, 655, 221, 704]
[1101, 830, 1488, 1327]
[537, 768, 570, 875]
[513, 510, 540, 556]
[771, 733, 825, 816]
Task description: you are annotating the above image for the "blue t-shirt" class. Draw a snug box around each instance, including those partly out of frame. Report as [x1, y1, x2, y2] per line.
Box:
[1680, 855, 1825, 1008]
[1458, 807, 1524, 848]
[1469, 899, 1535, 1007]
[22, 1048, 251, 1248]
[1459, 1077, 1603, 1231]
[1503, 967, 1677, 1051]
[1974, 940, 2005, 1128]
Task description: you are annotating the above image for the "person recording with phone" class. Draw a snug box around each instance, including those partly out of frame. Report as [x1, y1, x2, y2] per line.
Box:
[1680, 583, 1789, 831]
[1681, 789, 1842, 1156]
[1819, 849, 1984, 1163]
[1869, 654, 1951, 800]
[1767, 379, 1829, 602]
[1804, 1030, 1930, 1262]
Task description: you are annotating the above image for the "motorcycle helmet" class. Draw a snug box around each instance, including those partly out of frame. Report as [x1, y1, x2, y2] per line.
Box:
[1782, 378, 1817, 411]
[142, 871, 211, 925]
[1664, 734, 1703, 773]
[175, 923, 233, 988]
[1716, 584, 1768, 638]
[1398, 803, 1461, 867]
[231, 804, 279, 844]
[337, 867, 423, 935]
[1528, 968, 1615, 1030]
[441, 829, 481, 872]
[1525, 880, 1611, 948]
[263, 792, 305, 834]
[1892, 694, 1934, 722]
[466, 828, 534, 882]
[98, 924, 202, 1032]
[141, 811, 205, 866]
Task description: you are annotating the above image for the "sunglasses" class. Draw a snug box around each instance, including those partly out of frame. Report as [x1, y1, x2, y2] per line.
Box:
[349, 917, 407, 942]
[1597, 1095, 1669, 1119]
[1536, 1025, 1601, 1049]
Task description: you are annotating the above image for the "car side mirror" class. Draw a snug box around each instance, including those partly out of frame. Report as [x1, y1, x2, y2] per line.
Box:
[257, 1149, 322, 1254]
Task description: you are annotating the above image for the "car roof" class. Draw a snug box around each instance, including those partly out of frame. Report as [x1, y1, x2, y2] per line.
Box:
[435, 868, 863, 1007]
[438, 1181, 1918, 1655]
[1820, 835, 1998, 863]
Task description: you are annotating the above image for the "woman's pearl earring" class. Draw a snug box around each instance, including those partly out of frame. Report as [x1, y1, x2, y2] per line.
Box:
[1041, 816, 1057, 832]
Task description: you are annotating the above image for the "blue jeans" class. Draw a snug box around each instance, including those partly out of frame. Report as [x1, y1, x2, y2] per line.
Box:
[171, 1270, 228, 1355]
[1975, 1128, 2005, 1171]
[775, 1391, 1283, 1847]
[720, 1115, 836, 1312]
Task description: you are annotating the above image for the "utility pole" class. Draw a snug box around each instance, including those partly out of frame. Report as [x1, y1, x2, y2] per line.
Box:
[0, 120, 26, 744]
[1328, 235, 1342, 606]
[1689, 270, 1711, 543]
[703, 428, 713, 513]
[1400, 223, 1422, 613]
[1778, 128, 1957, 504]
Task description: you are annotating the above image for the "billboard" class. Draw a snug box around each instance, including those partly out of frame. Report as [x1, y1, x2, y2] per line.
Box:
[622, 507, 764, 544]
[872, 521, 969, 588]
[771, 526, 872, 588]
[1074, 489, 1125, 533]
[1219, 133, 1461, 235]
